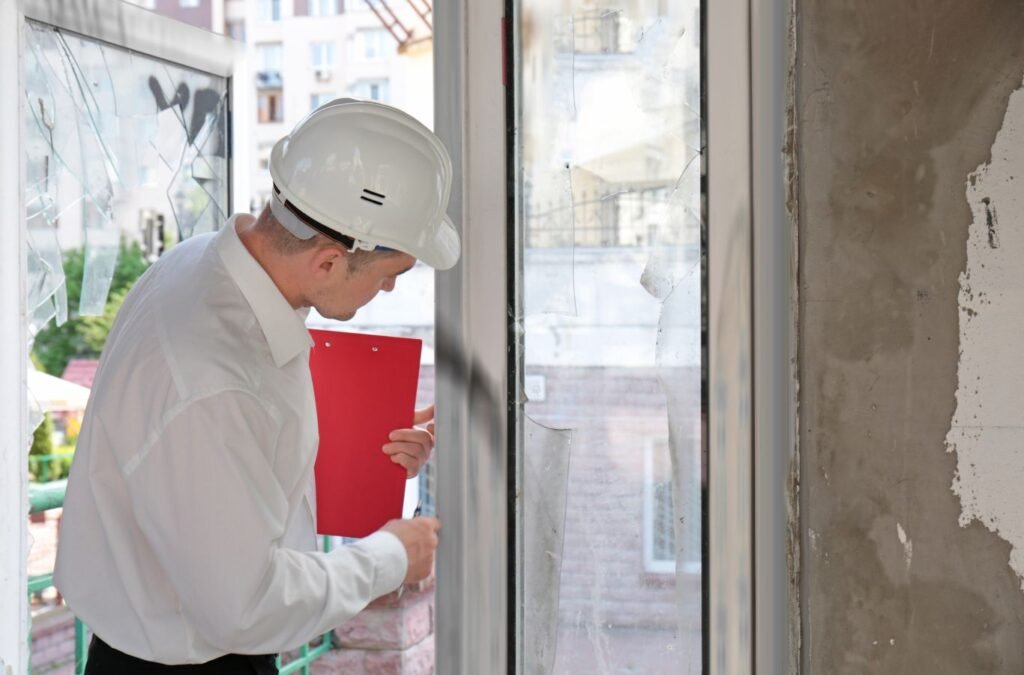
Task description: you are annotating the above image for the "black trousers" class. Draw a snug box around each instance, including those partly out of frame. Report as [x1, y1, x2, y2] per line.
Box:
[84, 636, 278, 674]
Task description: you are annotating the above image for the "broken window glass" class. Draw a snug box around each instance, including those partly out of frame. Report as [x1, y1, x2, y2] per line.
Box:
[23, 21, 230, 441]
[518, 2, 702, 672]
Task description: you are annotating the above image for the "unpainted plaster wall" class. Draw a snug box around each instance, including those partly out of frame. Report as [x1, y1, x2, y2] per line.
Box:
[796, 2, 1024, 672]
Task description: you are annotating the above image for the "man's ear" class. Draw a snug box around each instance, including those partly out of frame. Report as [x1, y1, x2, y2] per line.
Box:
[309, 244, 347, 281]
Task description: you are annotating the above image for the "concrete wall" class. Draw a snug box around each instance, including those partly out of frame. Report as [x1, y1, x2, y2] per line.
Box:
[796, 2, 1024, 672]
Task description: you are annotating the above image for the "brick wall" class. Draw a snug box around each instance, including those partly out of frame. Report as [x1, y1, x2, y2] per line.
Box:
[30, 608, 76, 675]
[312, 577, 436, 675]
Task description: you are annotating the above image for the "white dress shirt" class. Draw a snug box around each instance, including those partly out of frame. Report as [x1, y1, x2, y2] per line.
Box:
[54, 215, 407, 664]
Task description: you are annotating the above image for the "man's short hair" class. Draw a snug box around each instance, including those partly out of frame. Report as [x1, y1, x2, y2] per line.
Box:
[254, 207, 399, 270]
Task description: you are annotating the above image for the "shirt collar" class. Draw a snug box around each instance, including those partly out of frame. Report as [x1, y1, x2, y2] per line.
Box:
[215, 215, 314, 367]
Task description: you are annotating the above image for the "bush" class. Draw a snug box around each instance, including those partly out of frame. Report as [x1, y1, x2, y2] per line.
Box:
[32, 241, 149, 376]
[28, 413, 72, 483]
[29, 412, 54, 458]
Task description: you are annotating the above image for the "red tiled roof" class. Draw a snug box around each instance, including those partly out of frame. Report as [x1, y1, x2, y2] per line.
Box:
[62, 358, 100, 389]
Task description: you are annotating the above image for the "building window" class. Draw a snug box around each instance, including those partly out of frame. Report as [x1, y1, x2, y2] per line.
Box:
[310, 41, 336, 70]
[309, 0, 338, 16]
[257, 43, 283, 73]
[342, 0, 369, 10]
[258, 90, 283, 123]
[226, 20, 245, 42]
[349, 79, 389, 103]
[643, 437, 700, 575]
[258, 0, 281, 22]
[354, 28, 392, 60]
[256, 43, 283, 87]
[643, 438, 676, 574]
[310, 92, 335, 112]
[179, 0, 200, 7]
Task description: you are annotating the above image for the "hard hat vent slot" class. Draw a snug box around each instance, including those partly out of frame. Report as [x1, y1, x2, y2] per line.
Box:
[361, 188, 386, 206]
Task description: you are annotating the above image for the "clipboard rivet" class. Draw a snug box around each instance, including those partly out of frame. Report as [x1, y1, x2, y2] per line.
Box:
[371, 346, 379, 352]
[325, 342, 332, 348]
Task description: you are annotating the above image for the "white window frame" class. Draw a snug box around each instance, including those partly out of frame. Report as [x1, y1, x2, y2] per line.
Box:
[257, 42, 283, 74]
[354, 28, 390, 60]
[258, 0, 281, 22]
[343, 0, 370, 12]
[310, 92, 335, 112]
[349, 78, 389, 103]
[0, 2, 242, 669]
[308, 0, 338, 17]
[642, 438, 676, 575]
[310, 41, 335, 70]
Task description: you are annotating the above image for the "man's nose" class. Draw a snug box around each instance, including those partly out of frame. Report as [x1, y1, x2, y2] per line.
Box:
[382, 278, 396, 292]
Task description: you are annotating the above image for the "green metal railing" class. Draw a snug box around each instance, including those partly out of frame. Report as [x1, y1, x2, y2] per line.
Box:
[28, 479, 336, 674]
[276, 535, 336, 675]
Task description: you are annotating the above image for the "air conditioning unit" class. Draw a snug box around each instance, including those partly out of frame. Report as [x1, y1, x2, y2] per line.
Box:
[315, 68, 333, 82]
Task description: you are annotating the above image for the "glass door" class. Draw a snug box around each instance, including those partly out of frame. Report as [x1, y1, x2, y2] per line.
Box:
[514, 1, 703, 672]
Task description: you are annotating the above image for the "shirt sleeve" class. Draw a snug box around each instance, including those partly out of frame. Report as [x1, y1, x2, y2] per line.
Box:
[125, 389, 407, 654]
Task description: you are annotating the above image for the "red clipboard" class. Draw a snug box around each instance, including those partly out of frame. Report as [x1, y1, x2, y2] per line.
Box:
[309, 329, 422, 538]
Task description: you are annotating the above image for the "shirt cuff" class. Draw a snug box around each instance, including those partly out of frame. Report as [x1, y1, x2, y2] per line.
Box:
[352, 531, 408, 598]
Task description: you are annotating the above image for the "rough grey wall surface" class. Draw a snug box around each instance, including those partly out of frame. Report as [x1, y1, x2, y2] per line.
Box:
[796, 3, 1024, 673]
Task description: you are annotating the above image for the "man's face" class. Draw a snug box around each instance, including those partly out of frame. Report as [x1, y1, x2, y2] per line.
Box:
[311, 250, 416, 321]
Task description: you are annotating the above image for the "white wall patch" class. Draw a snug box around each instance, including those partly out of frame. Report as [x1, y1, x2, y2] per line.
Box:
[947, 78, 1024, 589]
[896, 522, 912, 571]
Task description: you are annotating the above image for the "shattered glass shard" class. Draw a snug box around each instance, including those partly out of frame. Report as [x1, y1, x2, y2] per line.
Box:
[23, 19, 229, 436]
[523, 164, 577, 318]
[154, 105, 189, 173]
[523, 417, 573, 675]
[168, 161, 214, 240]
[26, 193, 66, 324]
[79, 201, 120, 317]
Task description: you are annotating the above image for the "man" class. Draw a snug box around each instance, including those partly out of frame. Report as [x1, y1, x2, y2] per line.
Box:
[54, 99, 460, 672]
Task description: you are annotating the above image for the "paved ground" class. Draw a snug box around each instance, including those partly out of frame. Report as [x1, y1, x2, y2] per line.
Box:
[28, 508, 63, 610]
[28, 509, 77, 674]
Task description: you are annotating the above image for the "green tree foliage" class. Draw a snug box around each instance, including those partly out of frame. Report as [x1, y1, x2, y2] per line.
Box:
[32, 241, 150, 376]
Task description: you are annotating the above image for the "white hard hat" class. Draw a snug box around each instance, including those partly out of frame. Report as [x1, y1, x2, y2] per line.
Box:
[268, 98, 460, 270]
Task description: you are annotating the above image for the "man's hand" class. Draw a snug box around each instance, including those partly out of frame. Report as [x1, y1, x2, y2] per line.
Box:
[382, 405, 435, 478]
[382, 517, 440, 584]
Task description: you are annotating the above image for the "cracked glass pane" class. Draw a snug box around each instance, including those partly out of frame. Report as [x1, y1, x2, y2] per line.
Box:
[23, 20, 229, 432]
[518, 1, 702, 672]
[26, 192, 66, 331]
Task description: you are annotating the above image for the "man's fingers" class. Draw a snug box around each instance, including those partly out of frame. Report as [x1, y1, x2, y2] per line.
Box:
[383, 441, 430, 460]
[388, 453, 419, 477]
[413, 404, 435, 426]
[388, 429, 433, 446]
[383, 443, 429, 477]
[416, 516, 441, 531]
